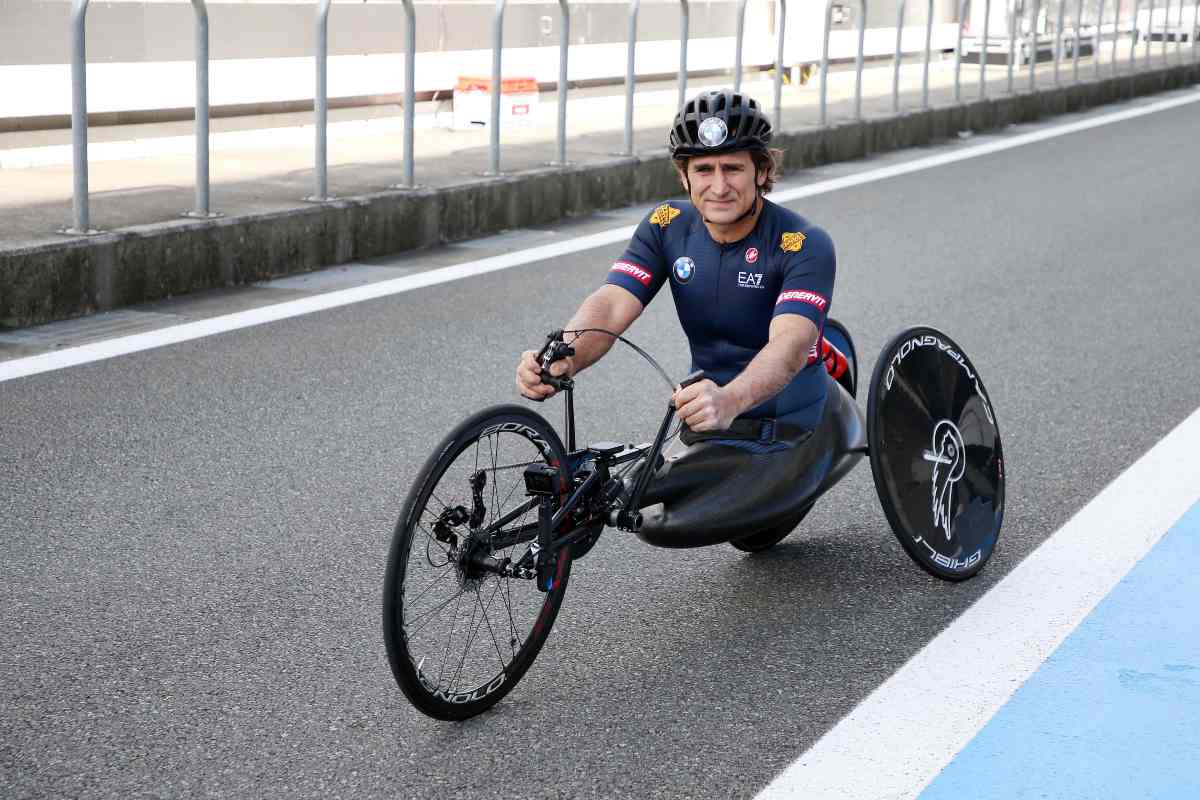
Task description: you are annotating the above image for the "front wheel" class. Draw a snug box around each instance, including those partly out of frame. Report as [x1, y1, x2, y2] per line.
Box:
[382, 405, 573, 720]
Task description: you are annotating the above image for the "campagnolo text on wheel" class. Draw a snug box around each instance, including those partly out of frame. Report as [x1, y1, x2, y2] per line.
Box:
[382, 90, 1006, 721]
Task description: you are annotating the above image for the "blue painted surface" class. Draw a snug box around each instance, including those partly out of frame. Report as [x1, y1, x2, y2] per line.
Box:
[920, 501, 1200, 800]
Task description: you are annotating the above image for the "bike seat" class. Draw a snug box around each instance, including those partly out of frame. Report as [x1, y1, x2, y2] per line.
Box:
[634, 374, 866, 548]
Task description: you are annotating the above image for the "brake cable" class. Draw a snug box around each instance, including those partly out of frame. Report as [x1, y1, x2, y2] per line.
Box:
[561, 328, 677, 391]
[561, 327, 684, 457]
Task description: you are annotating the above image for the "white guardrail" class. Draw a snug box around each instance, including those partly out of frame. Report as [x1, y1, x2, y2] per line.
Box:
[12, 0, 1196, 234]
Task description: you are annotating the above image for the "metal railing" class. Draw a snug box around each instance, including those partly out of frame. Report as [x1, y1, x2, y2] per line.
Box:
[60, 0, 1200, 236]
[820, 0, 869, 124]
[65, 0, 216, 233]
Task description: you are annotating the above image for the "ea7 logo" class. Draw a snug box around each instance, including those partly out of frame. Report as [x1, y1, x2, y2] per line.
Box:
[737, 271, 765, 289]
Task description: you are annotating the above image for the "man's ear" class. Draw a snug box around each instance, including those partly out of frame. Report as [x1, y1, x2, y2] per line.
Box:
[674, 162, 690, 194]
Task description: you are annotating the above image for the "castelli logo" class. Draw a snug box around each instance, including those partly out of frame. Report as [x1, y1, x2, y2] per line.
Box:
[745, 247, 759, 264]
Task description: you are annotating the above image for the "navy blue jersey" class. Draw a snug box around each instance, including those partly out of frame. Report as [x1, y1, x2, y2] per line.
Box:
[606, 198, 836, 429]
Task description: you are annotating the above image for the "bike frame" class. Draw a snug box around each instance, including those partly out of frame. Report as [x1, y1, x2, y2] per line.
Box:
[472, 331, 704, 585]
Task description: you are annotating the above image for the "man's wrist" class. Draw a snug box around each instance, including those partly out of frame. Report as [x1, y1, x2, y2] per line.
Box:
[722, 379, 751, 420]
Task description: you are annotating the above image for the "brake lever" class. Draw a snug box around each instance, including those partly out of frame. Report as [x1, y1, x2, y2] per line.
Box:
[536, 330, 575, 394]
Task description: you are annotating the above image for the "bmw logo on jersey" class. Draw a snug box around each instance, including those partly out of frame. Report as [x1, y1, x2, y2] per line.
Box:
[673, 256, 696, 284]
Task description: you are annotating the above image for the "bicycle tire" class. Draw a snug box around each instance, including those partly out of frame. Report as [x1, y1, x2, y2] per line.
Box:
[382, 405, 573, 720]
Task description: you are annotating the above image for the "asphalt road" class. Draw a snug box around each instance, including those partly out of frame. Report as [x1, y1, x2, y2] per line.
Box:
[3, 91, 1199, 799]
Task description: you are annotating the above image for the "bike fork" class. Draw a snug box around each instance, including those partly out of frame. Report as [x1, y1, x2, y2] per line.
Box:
[534, 495, 557, 593]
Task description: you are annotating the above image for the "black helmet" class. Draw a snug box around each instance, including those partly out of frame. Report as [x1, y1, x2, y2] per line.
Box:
[669, 90, 773, 159]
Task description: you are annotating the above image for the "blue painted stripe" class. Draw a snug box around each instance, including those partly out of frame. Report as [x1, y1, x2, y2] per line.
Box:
[920, 501, 1200, 800]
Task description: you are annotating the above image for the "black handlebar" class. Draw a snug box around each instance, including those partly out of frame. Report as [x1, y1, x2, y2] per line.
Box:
[677, 370, 706, 391]
[535, 330, 575, 397]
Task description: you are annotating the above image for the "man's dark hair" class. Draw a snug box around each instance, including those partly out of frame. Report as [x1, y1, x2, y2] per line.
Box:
[673, 147, 785, 195]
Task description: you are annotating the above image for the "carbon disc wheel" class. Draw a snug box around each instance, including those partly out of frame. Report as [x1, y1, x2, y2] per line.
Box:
[382, 405, 573, 720]
[866, 327, 1004, 581]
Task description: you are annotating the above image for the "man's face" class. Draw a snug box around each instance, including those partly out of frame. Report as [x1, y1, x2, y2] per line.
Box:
[683, 151, 763, 224]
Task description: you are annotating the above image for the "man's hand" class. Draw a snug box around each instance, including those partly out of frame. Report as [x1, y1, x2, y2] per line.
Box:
[673, 379, 740, 432]
[516, 350, 575, 401]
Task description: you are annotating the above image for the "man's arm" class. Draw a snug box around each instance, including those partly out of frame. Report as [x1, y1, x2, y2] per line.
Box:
[674, 314, 818, 431]
[516, 285, 644, 401]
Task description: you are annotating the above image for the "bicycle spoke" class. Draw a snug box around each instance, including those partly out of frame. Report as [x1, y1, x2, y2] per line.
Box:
[496, 467, 526, 517]
[448, 588, 485, 694]
[499, 573, 522, 658]
[405, 586, 467, 638]
[405, 565, 455, 608]
[476, 580, 507, 671]
[436, 589, 468, 689]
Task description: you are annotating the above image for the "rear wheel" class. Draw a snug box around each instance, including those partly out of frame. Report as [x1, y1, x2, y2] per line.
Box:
[382, 405, 572, 720]
[866, 327, 1004, 581]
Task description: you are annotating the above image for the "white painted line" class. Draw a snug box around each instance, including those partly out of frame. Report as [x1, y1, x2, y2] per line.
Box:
[754, 404, 1200, 800]
[3, 88, 1199, 385]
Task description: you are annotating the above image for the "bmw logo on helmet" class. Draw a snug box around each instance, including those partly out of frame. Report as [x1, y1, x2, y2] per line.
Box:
[697, 117, 728, 148]
[673, 256, 696, 284]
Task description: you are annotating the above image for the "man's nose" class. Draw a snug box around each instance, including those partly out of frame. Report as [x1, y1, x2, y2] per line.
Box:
[710, 171, 728, 196]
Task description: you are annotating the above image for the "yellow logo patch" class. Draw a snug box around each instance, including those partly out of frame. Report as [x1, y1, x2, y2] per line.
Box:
[780, 232, 807, 253]
[649, 204, 681, 229]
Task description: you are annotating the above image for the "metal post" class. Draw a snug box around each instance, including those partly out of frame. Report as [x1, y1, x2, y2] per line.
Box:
[623, 0, 641, 155]
[893, 0, 906, 111]
[1161, 0, 1170, 61]
[821, 0, 868, 124]
[401, 0, 416, 186]
[980, 0, 992, 98]
[678, 0, 689, 111]
[735, 0, 749, 92]
[310, 0, 332, 202]
[774, 0, 786, 130]
[1008, 0, 1018, 92]
[1073, 0, 1083, 80]
[1029, 0, 1041, 90]
[553, 0, 569, 165]
[1054, 0, 1066, 83]
[1131, 0, 1144, 68]
[1158, 0, 1168, 62]
[1146, 0, 1156, 67]
[1175, 0, 1185, 59]
[923, 0, 935, 107]
[487, 0, 506, 175]
[184, 0, 216, 218]
[854, 0, 867, 119]
[1095, 0, 1106, 78]
[1112, 0, 1123, 71]
[820, 0, 834, 124]
[955, 0, 971, 101]
[64, 0, 95, 234]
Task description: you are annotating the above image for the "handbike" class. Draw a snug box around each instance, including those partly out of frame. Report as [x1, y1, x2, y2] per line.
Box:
[382, 322, 1005, 720]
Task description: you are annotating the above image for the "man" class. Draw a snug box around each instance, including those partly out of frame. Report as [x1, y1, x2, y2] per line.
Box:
[517, 89, 837, 440]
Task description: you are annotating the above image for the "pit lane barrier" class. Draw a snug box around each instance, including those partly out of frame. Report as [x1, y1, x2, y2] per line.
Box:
[4, 1, 1199, 328]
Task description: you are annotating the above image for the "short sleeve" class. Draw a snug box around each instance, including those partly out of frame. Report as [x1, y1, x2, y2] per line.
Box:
[604, 207, 672, 306]
[772, 225, 836, 331]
